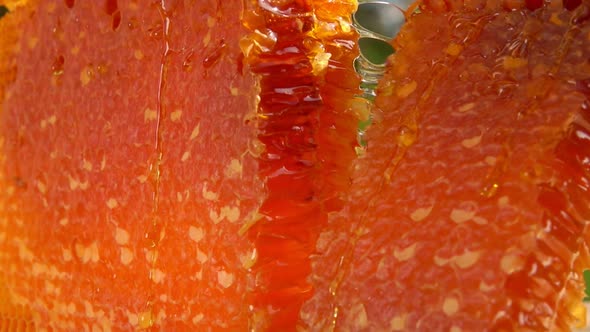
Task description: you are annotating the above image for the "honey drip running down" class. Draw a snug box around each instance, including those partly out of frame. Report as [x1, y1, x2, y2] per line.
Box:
[241, 0, 361, 329]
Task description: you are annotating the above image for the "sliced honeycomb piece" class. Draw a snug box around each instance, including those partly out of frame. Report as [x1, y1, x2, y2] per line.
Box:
[303, 1, 590, 331]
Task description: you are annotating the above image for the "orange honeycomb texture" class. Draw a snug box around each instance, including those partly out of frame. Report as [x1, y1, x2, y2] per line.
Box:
[0, 0, 589, 331]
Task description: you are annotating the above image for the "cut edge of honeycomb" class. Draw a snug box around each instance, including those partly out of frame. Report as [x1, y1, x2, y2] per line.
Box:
[0, 1, 39, 331]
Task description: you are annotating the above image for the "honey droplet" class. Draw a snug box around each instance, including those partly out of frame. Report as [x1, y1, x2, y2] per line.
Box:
[480, 181, 499, 198]
[138, 310, 153, 329]
[203, 40, 227, 69]
[52, 20, 64, 40]
[183, 51, 194, 72]
[112, 11, 122, 30]
[104, 0, 118, 15]
[127, 17, 138, 30]
[398, 125, 417, 148]
[147, 22, 163, 40]
[80, 65, 95, 86]
[52, 55, 65, 76]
